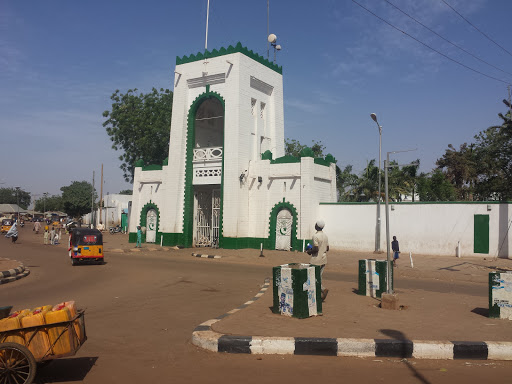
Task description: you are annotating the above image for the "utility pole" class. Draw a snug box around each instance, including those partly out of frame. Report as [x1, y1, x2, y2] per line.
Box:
[267, 0, 270, 59]
[100, 164, 103, 227]
[91, 171, 95, 228]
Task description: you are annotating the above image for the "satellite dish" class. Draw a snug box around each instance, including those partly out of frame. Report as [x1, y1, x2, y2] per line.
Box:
[267, 34, 277, 43]
[276, 45, 281, 51]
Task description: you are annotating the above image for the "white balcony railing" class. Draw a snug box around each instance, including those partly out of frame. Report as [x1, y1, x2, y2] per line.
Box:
[193, 146, 223, 162]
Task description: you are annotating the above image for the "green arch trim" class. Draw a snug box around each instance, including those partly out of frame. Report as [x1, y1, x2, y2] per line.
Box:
[268, 200, 299, 251]
[139, 201, 160, 243]
[183, 91, 226, 247]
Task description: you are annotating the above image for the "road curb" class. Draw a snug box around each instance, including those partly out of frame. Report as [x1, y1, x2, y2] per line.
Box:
[192, 253, 222, 259]
[191, 279, 512, 360]
[0, 260, 30, 285]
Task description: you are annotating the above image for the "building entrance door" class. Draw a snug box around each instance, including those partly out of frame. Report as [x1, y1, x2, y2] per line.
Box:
[146, 209, 157, 243]
[275, 209, 292, 250]
[195, 188, 220, 247]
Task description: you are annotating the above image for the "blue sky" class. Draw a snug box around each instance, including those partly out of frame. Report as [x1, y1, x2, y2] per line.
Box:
[1, 0, 511, 200]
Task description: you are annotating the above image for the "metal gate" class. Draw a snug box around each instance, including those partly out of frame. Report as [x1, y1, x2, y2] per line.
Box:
[275, 209, 292, 250]
[195, 189, 220, 247]
[146, 209, 157, 243]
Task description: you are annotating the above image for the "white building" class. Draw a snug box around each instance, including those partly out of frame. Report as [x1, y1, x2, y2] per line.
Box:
[129, 43, 337, 249]
[83, 193, 131, 229]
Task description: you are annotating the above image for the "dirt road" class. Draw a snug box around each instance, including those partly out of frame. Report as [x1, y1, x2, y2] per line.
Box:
[2, 227, 512, 383]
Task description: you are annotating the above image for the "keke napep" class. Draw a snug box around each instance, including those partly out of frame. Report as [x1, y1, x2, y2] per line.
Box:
[68, 228, 104, 265]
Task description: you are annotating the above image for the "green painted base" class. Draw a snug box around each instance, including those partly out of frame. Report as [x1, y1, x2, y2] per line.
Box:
[128, 232, 309, 251]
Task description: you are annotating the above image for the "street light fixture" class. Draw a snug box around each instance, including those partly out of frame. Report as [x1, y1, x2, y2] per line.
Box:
[370, 113, 382, 253]
[267, 34, 281, 64]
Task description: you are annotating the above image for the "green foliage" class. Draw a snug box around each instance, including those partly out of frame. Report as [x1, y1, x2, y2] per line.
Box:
[103, 88, 173, 183]
[337, 165, 359, 201]
[60, 181, 97, 218]
[34, 195, 63, 212]
[0, 188, 31, 209]
[417, 170, 456, 201]
[284, 138, 325, 158]
[436, 143, 476, 200]
[118, 189, 133, 195]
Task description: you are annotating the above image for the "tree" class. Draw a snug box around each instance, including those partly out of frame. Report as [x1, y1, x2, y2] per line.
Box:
[436, 143, 476, 200]
[0, 188, 31, 209]
[284, 138, 326, 158]
[35, 195, 63, 212]
[336, 165, 359, 201]
[417, 170, 456, 201]
[472, 100, 512, 200]
[103, 88, 173, 183]
[60, 181, 97, 218]
[118, 190, 133, 195]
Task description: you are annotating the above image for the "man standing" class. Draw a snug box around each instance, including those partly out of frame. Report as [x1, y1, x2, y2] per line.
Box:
[136, 226, 142, 248]
[307, 220, 329, 301]
[392, 235, 400, 267]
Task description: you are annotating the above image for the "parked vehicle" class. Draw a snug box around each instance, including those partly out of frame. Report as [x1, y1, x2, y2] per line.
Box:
[1, 219, 14, 234]
[68, 228, 104, 266]
[109, 225, 124, 234]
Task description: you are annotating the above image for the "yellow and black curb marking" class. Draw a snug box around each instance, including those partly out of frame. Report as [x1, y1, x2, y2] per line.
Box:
[0, 260, 30, 285]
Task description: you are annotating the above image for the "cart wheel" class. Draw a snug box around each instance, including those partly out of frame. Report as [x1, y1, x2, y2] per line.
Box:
[0, 342, 37, 384]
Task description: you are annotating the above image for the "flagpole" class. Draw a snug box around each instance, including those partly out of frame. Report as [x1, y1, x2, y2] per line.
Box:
[205, 0, 210, 51]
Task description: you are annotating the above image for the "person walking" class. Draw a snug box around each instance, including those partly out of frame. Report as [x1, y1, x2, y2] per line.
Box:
[5, 222, 18, 244]
[50, 227, 56, 245]
[392, 235, 400, 267]
[307, 220, 329, 301]
[34, 221, 41, 234]
[136, 226, 142, 248]
[44, 229, 49, 245]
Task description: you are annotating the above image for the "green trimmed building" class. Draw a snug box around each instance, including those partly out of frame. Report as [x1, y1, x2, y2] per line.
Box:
[129, 43, 337, 249]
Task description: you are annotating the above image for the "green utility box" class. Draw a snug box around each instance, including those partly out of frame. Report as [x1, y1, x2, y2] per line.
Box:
[358, 259, 393, 298]
[489, 271, 512, 319]
[272, 263, 322, 318]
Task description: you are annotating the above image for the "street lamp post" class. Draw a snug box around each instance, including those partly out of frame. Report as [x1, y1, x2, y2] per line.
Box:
[384, 150, 419, 294]
[15, 187, 20, 223]
[43, 192, 48, 222]
[370, 113, 382, 253]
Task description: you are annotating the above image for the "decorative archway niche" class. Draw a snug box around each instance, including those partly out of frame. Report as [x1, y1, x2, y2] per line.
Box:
[139, 201, 160, 243]
[268, 200, 299, 251]
[183, 90, 226, 247]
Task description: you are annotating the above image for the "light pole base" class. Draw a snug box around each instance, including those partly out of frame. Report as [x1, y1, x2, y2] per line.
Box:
[381, 293, 400, 310]
[373, 250, 384, 254]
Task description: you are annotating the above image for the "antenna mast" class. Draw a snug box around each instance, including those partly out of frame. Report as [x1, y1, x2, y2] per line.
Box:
[267, 0, 270, 59]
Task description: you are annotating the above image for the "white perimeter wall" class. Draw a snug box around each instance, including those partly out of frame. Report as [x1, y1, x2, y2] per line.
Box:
[318, 202, 512, 258]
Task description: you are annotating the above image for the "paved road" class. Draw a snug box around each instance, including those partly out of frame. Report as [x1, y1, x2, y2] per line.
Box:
[1, 229, 511, 383]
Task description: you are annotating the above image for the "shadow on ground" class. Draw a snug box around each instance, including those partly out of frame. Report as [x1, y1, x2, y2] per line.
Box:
[36, 356, 98, 383]
[379, 329, 431, 384]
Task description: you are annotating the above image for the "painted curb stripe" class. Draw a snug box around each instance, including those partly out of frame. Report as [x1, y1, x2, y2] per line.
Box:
[218, 335, 252, 353]
[452, 341, 488, 360]
[375, 339, 413, 358]
[0, 269, 30, 285]
[191, 253, 222, 259]
[294, 337, 337, 356]
[192, 278, 512, 360]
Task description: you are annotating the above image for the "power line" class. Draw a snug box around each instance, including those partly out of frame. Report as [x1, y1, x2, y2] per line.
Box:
[383, 0, 512, 78]
[351, 0, 511, 86]
[440, 0, 512, 58]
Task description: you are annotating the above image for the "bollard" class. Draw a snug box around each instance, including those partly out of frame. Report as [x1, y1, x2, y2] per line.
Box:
[409, 251, 413, 268]
[259, 243, 264, 257]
